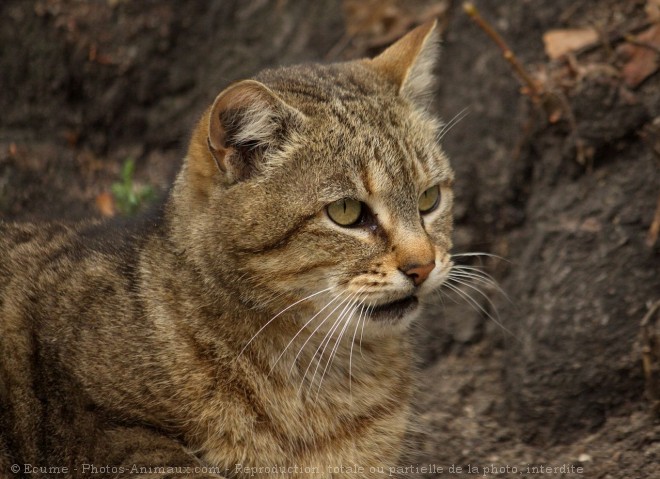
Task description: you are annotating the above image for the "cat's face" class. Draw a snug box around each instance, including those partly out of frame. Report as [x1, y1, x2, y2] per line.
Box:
[179, 21, 452, 332]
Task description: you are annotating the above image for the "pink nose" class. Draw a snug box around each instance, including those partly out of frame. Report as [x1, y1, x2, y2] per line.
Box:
[401, 261, 435, 286]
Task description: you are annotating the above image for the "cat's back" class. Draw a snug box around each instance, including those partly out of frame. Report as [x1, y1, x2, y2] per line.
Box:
[0, 221, 85, 465]
[0, 217, 159, 339]
[1, 221, 69, 268]
[0, 218, 157, 464]
[0, 221, 78, 306]
[1, 220, 115, 308]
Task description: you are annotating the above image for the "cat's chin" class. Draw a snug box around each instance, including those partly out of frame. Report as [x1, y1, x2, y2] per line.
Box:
[367, 295, 419, 323]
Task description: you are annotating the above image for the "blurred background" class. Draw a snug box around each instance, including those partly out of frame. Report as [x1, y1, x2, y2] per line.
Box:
[1, 1, 659, 477]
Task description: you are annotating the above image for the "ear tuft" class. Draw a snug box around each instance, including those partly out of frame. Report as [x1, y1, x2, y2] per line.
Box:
[369, 20, 440, 105]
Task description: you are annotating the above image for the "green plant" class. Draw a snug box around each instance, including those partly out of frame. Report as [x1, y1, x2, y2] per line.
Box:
[111, 159, 154, 216]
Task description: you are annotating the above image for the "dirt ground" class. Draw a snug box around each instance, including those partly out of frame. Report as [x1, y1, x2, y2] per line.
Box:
[1, 1, 659, 478]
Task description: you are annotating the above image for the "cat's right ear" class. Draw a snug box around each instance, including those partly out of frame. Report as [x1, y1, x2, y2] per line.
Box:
[201, 80, 302, 185]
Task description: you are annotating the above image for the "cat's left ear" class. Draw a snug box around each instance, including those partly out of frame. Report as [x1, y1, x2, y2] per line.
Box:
[369, 19, 439, 105]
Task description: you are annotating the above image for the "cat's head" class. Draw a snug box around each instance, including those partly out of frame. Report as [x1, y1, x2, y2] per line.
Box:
[172, 21, 453, 333]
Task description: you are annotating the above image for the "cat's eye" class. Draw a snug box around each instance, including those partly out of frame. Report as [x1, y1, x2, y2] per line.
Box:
[327, 198, 363, 226]
[418, 185, 440, 213]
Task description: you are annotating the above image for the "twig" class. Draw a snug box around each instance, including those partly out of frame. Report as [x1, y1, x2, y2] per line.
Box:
[572, 21, 652, 57]
[325, 32, 354, 61]
[551, 90, 589, 166]
[463, 2, 543, 102]
[463, 1, 588, 164]
[624, 35, 660, 56]
[646, 193, 660, 248]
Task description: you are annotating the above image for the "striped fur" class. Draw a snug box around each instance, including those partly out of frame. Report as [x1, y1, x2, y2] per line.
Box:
[0, 21, 453, 478]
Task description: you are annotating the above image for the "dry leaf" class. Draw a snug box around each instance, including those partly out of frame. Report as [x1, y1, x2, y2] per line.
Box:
[647, 193, 660, 247]
[579, 217, 602, 233]
[95, 192, 116, 217]
[543, 28, 599, 59]
[340, 0, 448, 54]
[620, 24, 660, 88]
[63, 129, 79, 147]
[647, 0, 660, 23]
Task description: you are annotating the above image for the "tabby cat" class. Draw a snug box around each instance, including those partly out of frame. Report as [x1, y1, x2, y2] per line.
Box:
[0, 21, 454, 478]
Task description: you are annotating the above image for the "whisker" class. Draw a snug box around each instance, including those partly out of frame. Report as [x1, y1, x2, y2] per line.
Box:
[315, 289, 364, 399]
[298, 301, 348, 396]
[268, 294, 343, 376]
[442, 280, 521, 343]
[436, 107, 470, 142]
[268, 289, 356, 375]
[449, 269, 511, 303]
[306, 289, 362, 396]
[294, 291, 358, 392]
[441, 280, 487, 316]
[450, 252, 512, 303]
[446, 276, 501, 319]
[237, 286, 334, 360]
[451, 251, 510, 263]
[349, 302, 367, 396]
[450, 269, 496, 286]
[359, 301, 373, 358]
[450, 264, 499, 281]
[307, 313, 345, 399]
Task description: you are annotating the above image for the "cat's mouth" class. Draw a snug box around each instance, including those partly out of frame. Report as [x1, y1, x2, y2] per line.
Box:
[367, 295, 418, 321]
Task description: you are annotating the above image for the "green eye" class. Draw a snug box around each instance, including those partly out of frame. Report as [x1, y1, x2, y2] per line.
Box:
[327, 198, 363, 226]
[419, 185, 440, 213]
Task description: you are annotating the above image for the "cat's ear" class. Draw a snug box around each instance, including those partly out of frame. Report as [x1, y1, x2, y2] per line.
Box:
[369, 19, 439, 105]
[205, 80, 302, 184]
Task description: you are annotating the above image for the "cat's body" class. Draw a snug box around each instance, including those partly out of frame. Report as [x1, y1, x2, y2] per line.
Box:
[0, 22, 453, 478]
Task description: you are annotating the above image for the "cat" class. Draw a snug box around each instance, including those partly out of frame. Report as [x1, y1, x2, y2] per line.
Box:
[0, 20, 454, 478]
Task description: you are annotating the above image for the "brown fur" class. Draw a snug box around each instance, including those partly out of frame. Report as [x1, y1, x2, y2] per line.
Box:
[0, 21, 454, 478]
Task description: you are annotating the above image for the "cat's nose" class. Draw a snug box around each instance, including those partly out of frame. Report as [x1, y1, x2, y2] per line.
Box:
[401, 261, 435, 286]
